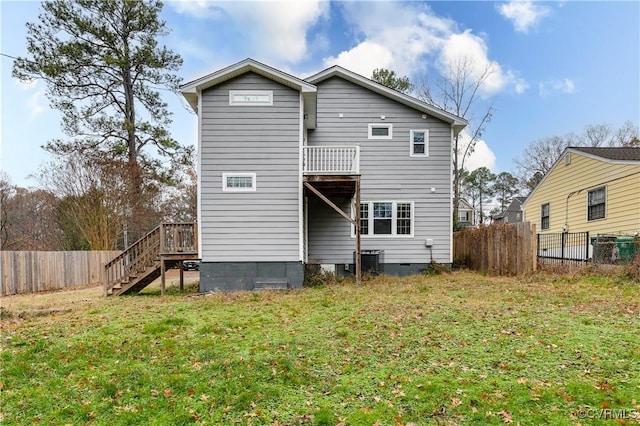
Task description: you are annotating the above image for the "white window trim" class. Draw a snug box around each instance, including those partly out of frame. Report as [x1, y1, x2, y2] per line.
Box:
[410, 129, 429, 157]
[368, 123, 393, 140]
[586, 186, 606, 222]
[229, 90, 273, 106]
[541, 202, 550, 230]
[222, 172, 256, 192]
[351, 201, 414, 238]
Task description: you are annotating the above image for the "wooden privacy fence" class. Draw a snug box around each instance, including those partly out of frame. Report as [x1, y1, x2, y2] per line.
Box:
[453, 222, 537, 275]
[1, 251, 121, 296]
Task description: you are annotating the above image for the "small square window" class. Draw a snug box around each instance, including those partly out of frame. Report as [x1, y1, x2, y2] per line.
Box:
[222, 173, 256, 192]
[368, 123, 393, 139]
[410, 129, 429, 156]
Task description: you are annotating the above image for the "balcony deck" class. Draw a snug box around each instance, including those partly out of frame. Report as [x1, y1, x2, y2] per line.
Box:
[303, 145, 360, 198]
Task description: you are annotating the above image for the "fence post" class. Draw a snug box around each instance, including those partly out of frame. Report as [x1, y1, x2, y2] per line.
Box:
[585, 231, 589, 263]
[561, 232, 566, 265]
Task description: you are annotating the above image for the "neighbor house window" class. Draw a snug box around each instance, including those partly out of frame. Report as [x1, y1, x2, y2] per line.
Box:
[222, 173, 256, 192]
[368, 123, 393, 139]
[458, 211, 469, 222]
[353, 201, 413, 237]
[410, 129, 429, 156]
[229, 90, 273, 106]
[587, 186, 606, 221]
[541, 203, 550, 230]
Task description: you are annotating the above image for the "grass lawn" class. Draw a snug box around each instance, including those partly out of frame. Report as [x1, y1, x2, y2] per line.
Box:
[1, 271, 638, 425]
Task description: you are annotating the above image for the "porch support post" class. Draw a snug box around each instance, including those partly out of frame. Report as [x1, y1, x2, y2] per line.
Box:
[160, 258, 166, 296]
[179, 261, 184, 292]
[303, 179, 361, 284]
[355, 176, 361, 285]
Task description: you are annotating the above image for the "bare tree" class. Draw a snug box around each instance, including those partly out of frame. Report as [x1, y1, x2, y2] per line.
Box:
[0, 173, 14, 250]
[515, 121, 639, 192]
[0, 182, 63, 251]
[39, 154, 147, 250]
[161, 164, 197, 223]
[417, 56, 495, 222]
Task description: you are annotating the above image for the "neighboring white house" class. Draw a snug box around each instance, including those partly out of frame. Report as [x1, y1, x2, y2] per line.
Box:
[180, 58, 467, 291]
[457, 198, 476, 228]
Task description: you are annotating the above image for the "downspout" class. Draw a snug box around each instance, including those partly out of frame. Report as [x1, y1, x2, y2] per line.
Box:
[564, 190, 581, 233]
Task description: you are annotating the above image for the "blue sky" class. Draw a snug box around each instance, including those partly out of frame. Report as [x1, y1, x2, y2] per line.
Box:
[1, 0, 639, 189]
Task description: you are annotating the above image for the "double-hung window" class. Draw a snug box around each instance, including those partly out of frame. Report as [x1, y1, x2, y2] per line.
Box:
[354, 201, 413, 237]
[410, 129, 429, 156]
[541, 203, 550, 230]
[587, 186, 606, 221]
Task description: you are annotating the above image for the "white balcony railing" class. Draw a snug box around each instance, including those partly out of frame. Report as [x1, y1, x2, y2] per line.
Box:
[303, 145, 360, 175]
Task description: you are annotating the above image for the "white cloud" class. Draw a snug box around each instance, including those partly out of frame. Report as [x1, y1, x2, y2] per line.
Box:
[438, 30, 508, 97]
[539, 78, 576, 97]
[497, 1, 551, 33]
[169, 0, 328, 64]
[458, 130, 497, 173]
[16, 80, 46, 120]
[324, 41, 394, 77]
[325, 2, 526, 97]
[26, 90, 45, 119]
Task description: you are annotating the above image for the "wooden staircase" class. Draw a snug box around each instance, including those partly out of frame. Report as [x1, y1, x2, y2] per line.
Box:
[104, 223, 198, 296]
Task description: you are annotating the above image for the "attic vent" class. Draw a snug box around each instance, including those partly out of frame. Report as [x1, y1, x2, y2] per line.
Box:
[564, 153, 571, 165]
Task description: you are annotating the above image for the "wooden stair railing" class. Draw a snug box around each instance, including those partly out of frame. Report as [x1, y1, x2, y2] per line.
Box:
[104, 225, 161, 296]
[104, 223, 198, 296]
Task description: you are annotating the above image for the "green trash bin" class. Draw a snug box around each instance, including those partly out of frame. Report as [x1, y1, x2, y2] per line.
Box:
[615, 237, 637, 264]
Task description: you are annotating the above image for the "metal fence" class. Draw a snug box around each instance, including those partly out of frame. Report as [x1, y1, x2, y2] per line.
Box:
[537, 233, 639, 266]
[537, 232, 590, 266]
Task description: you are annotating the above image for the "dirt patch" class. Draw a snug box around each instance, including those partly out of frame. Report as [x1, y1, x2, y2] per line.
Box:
[0, 270, 199, 312]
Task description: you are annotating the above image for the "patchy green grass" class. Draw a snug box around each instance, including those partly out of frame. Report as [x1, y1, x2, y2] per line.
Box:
[1, 271, 639, 425]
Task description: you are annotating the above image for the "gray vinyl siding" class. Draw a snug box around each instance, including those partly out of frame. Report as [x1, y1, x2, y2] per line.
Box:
[307, 77, 452, 264]
[200, 72, 300, 262]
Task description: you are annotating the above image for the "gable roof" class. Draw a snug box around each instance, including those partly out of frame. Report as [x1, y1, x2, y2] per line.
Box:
[569, 146, 640, 162]
[458, 198, 473, 210]
[180, 58, 468, 134]
[180, 58, 318, 127]
[493, 196, 526, 219]
[523, 146, 640, 206]
[305, 65, 467, 135]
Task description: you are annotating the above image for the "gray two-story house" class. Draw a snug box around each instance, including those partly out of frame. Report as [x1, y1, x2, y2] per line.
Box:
[180, 58, 467, 292]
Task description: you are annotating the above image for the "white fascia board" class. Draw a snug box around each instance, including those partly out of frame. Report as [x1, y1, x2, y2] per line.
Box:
[180, 58, 317, 112]
[305, 66, 468, 132]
